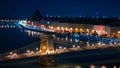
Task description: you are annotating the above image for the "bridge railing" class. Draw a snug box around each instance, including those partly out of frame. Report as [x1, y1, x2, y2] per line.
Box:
[0, 41, 40, 61]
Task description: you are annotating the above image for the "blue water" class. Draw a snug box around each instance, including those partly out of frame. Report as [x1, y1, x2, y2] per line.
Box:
[0, 22, 120, 68]
[0, 23, 39, 54]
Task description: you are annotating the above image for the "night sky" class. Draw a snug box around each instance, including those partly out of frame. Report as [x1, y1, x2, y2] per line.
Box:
[0, 0, 120, 18]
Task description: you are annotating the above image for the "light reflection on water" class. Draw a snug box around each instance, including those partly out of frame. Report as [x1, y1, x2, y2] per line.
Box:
[23, 29, 120, 51]
[0, 23, 120, 68]
[0, 22, 39, 54]
[14, 28, 120, 68]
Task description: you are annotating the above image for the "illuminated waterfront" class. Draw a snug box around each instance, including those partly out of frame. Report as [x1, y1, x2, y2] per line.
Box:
[0, 22, 39, 54]
[1, 22, 120, 68]
[1, 0, 120, 67]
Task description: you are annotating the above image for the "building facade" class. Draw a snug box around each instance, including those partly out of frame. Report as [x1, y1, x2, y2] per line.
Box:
[35, 20, 120, 38]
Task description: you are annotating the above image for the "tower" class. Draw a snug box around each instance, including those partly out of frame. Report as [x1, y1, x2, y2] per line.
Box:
[39, 35, 56, 66]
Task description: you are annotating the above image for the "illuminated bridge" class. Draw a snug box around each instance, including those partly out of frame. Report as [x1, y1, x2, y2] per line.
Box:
[1, 20, 120, 65]
[0, 34, 120, 65]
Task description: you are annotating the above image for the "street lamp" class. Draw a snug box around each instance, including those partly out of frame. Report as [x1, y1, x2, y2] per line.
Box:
[80, 28, 82, 32]
[86, 29, 89, 32]
[65, 27, 68, 31]
[61, 27, 64, 30]
[72, 45, 75, 48]
[50, 26, 53, 29]
[36, 48, 38, 51]
[92, 30, 94, 33]
[59, 46, 62, 49]
[75, 28, 78, 32]
[57, 26, 60, 30]
[26, 50, 30, 53]
[70, 28, 73, 31]
[9, 52, 13, 55]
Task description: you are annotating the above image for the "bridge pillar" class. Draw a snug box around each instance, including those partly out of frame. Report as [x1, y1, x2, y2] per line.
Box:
[39, 35, 56, 66]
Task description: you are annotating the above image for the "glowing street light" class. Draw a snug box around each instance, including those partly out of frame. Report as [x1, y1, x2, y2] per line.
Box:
[61, 27, 64, 30]
[57, 27, 60, 30]
[63, 47, 66, 49]
[87, 42, 90, 46]
[118, 31, 120, 34]
[57, 37, 59, 40]
[114, 65, 116, 68]
[101, 66, 106, 68]
[98, 42, 101, 45]
[92, 30, 94, 33]
[65, 27, 68, 31]
[103, 31, 105, 33]
[86, 29, 89, 32]
[50, 26, 53, 29]
[105, 32, 107, 34]
[56, 49, 58, 51]
[30, 51, 34, 54]
[42, 46, 47, 50]
[26, 50, 30, 53]
[90, 65, 96, 68]
[13, 53, 17, 57]
[61, 38, 63, 40]
[72, 45, 75, 48]
[75, 28, 78, 31]
[70, 28, 73, 31]
[36, 48, 38, 51]
[59, 46, 62, 49]
[9, 52, 13, 55]
[65, 37, 68, 41]
[77, 46, 80, 49]
[80, 28, 82, 32]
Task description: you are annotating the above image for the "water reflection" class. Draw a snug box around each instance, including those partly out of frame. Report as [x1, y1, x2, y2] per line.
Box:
[22, 28, 120, 51]
[0, 22, 16, 28]
[20, 29, 42, 38]
[15, 25, 120, 68]
[0, 23, 120, 68]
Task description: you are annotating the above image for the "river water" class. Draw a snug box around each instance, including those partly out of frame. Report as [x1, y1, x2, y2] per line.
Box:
[0, 22, 120, 68]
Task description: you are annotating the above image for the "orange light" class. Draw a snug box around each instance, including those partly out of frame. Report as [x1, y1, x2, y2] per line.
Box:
[118, 31, 120, 34]
[65, 27, 68, 30]
[50, 26, 53, 29]
[57, 27, 60, 30]
[75, 28, 78, 31]
[61, 27, 64, 30]
[42, 46, 46, 49]
[101, 66, 106, 68]
[90, 65, 95, 68]
[80, 28, 82, 31]
[86, 29, 89, 32]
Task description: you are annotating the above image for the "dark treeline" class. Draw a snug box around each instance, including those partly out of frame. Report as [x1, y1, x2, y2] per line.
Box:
[44, 16, 120, 26]
[26, 9, 120, 27]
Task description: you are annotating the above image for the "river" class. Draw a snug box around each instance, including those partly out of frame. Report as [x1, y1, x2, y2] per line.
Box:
[0, 22, 120, 68]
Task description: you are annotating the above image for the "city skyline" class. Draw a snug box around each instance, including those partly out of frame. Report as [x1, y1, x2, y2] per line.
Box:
[1, 0, 120, 67]
[0, 0, 120, 18]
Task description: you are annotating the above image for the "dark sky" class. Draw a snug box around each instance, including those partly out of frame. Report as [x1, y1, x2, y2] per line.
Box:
[0, 0, 120, 18]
